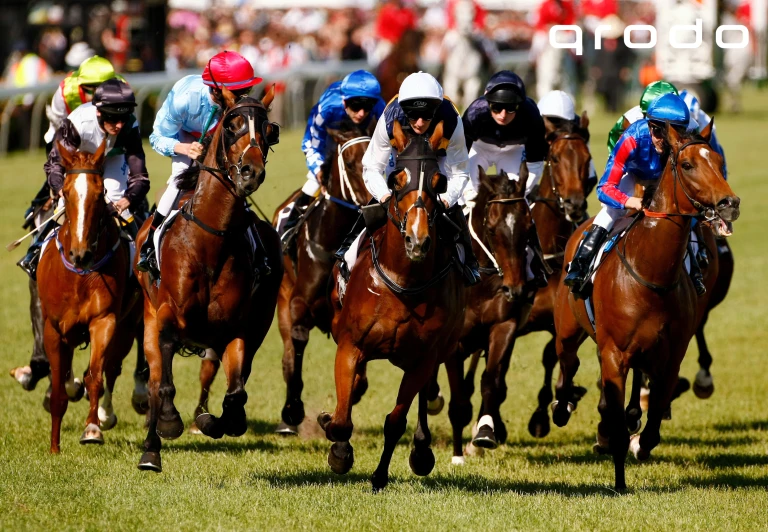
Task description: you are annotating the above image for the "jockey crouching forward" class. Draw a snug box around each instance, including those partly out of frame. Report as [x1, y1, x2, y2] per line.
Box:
[137, 51, 262, 275]
[20, 79, 149, 278]
[461, 70, 551, 289]
[564, 93, 707, 298]
[280, 70, 386, 238]
[335, 71, 482, 286]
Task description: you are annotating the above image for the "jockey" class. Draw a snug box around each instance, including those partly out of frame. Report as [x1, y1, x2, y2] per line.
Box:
[537, 89, 598, 194]
[607, 80, 679, 154]
[137, 51, 262, 274]
[564, 93, 707, 298]
[18, 79, 150, 278]
[280, 70, 386, 237]
[336, 71, 481, 285]
[461, 70, 550, 288]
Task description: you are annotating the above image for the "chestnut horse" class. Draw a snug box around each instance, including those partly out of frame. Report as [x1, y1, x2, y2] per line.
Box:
[318, 121, 465, 490]
[273, 123, 374, 434]
[37, 140, 142, 453]
[444, 164, 535, 462]
[134, 87, 282, 472]
[552, 122, 740, 491]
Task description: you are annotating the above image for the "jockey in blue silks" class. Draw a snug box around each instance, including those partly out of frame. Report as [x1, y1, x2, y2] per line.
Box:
[279, 70, 386, 235]
[564, 93, 707, 298]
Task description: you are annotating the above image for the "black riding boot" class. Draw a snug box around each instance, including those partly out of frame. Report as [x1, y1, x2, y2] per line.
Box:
[446, 205, 481, 286]
[17, 221, 55, 280]
[693, 223, 709, 266]
[564, 224, 608, 299]
[136, 211, 165, 273]
[527, 225, 552, 290]
[688, 242, 706, 296]
[334, 199, 386, 279]
[280, 192, 314, 240]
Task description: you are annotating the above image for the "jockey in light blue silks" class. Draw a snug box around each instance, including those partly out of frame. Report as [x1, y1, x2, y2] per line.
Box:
[137, 51, 262, 275]
[279, 70, 386, 236]
[564, 93, 707, 298]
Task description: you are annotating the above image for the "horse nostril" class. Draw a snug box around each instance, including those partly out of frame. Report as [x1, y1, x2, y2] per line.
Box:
[421, 236, 431, 253]
[405, 235, 412, 246]
[240, 165, 252, 178]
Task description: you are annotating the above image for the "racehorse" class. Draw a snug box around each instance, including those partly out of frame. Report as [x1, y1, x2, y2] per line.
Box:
[552, 121, 739, 491]
[318, 120, 465, 490]
[273, 121, 374, 434]
[376, 30, 424, 102]
[37, 140, 142, 453]
[134, 87, 283, 472]
[443, 164, 535, 462]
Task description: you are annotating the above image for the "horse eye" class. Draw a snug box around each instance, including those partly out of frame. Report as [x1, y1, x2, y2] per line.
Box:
[682, 162, 693, 171]
[551, 156, 559, 164]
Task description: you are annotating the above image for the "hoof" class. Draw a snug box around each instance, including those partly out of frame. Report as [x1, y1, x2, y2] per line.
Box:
[317, 411, 332, 432]
[409, 447, 436, 476]
[630, 434, 650, 461]
[662, 406, 672, 421]
[137, 451, 162, 472]
[551, 400, 574, 427]
[593, 434, 610, 455]
[571, 384, 588, 404]
[528, 408, 551, 438]
[427, 393, 445, 416]
[66, 378, 84, 402]
[42, 385, 51, 413]
[693, 369, 714, 399]
[188, 421, 202, 435]
[131, 391, 149, 415]
[451, 455, 466, 466]
[465, 440, 484, 457]
[79, 423, 104, 445]
[639, 386, 650, 412]
[156, 414, 185, 440]
[10, 366, 35, 390]
[627, 417, 642, 435]
[281, 399, 305, 427]
[98, 409, 118, 431]
[275, 421, 299, 435]
[223, 409, 247, 438]
[472, 426, 498, 449]
[328, 442, 354, 475]
[673, 377, 691, 400]
[371, 470, 388, 492]
[194, 413, 224, 439]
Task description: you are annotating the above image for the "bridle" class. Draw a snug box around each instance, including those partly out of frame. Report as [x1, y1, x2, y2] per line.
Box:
[533, 133, 590, 217]
[469, 186, 528, 277]
[335, 136, 370, 206]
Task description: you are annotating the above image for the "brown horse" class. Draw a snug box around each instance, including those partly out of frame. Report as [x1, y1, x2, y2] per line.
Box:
[134, 87, 283, 472]
[318, 120, 465, 490]
[37, 140, 142, 453]
[376, 29, 424, 102]
[552, 121, 740, 490]
[443, 164, 535, 462]
[273, 123, 374, 434]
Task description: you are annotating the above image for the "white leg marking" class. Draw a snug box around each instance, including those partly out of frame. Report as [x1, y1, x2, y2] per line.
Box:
[478, 414, 494, 431]
[98, 385, 114, 423]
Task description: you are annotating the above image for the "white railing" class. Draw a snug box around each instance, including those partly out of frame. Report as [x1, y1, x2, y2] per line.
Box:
[0, 51, 528, 156]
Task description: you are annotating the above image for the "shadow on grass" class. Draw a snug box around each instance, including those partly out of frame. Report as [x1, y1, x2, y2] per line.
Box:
[713, 419, 768, 432]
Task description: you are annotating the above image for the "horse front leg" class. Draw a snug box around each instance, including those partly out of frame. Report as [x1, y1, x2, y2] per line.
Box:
[196, 339, 250, 439]
[425, 366, 444, 416]
[528, 337, 557, 438]
[138, 302, 164, 472]
[409, 387, 435, 476]
[155, 304, 183, 440]
[80, 314, 117, 445]
[371, 357, 438, 492]
[317, 340, 363, 476]
[473, 321, 518, 449]
[625, 369, 644, 434]
[445, 351, 472, 465]
[189, 354, 220, 435]
[44, 320, 72, 454]
[131, 320, 150, 415]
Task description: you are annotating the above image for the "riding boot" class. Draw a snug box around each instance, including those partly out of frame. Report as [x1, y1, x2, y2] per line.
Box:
[334, 212, 366, 263]
[688, 242, 706, 296]
[447, 205, 481, 286]
[564, 224, 608, 299]
[17, 221, 55, 280]
[693, 223, 709, 267]
[281, 192, 314, 239]
[527, 225, 553, 290]
[136, 211, 165, 273]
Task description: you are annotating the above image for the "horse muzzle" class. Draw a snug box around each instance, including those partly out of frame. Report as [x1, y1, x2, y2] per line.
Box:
[716, 196, 740, 222]
[235, 166, 266, 198]
[404, 234, 431, 262]
[69, 248, 94, 269]
[500, 283, 524, 303]
[563, 197, 587, 223]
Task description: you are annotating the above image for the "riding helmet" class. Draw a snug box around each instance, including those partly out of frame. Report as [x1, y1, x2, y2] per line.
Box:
[537, 90, 576, 120]
[202, 50, 262, 90]
[341, 70, 381, 101]
[640, 80, 678, 114]
[93, 79, 137, 115]
[398, 72, 443, 117]
[646, 93, 690, 128]
[76, 56, 118, 86]
[484, 70, 526, 105]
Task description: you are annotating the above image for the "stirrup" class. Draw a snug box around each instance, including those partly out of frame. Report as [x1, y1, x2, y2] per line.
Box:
[136, 248, 155, 273]
[691, 275, 706, 296]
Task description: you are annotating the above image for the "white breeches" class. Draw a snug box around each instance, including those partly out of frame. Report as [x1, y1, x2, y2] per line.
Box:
[466, 140, 541, 199]
[157, 131, 196, 217]
[592, 173, 637, 231]
[302, 172, 321, 196]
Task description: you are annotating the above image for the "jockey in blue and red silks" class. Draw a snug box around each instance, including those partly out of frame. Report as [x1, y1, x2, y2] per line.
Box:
[564, 92, 707, 299]
[137, 50, 262, 275]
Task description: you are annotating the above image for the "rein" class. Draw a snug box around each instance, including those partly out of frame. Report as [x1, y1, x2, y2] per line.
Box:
[468, 196, 528, 277]
[54, 225, 120, 276]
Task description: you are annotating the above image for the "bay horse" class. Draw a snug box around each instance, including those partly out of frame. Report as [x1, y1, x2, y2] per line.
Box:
[273, 121, 374, 434]
[552, 121, 740, 491]
[134, 87, 283, 472]
[376, 29, 424, 102]
[443, 164, 535, 463]
[37, 140, 142, 453]
[318, 120, 465, 490]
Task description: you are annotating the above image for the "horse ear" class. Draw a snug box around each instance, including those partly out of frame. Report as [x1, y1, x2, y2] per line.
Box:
[666, 120, 682, 147]
[700, 117, 714, 144]
[221, 87, 237, 109]
[387, 169, 409, 192]
[517, 162, 529, 196]
[543, 117, 557, 136]
[478, 165, 487, 184]
[621, 116, 630, 130]
[56, 139, 74, 169]
[431, 172, 447, 194]
[428, 121, 444, 152]
[393, 120, 408, 152]
[262, 84, 276, 109]
[93, 140, 107, 167]
[580, 110, 590, 129]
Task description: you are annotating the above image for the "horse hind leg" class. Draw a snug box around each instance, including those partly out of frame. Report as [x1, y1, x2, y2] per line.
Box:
[195, 340, 248, 440]
[131, 321, 150, 415]
[446, 351, 472, 465]
[409, 387, 435, 476]
[425, 366, 444, 415]
[630, 363, 682, 463]
[528, 338, 557, 438]
[595, 346, 631, 492]
[189, 354, 220, 435]
[45, 320, 73, 454]
[154, 308, 184, 440]
[99, 320, 138, 432]
[693, 316, 715, 399]
[11, 278, 50, 391]
[625, 368, 644, 434]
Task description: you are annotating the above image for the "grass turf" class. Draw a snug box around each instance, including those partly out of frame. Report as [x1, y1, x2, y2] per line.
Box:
[0, 90, 767, 531]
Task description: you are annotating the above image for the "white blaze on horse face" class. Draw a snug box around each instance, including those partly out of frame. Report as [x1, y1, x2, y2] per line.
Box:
[73, 173, 89, 242]
[505, 212, 516, 235]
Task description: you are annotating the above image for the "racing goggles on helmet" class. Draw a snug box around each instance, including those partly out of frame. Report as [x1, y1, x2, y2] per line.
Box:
[98, 104, 133, 123]
[345, 97, 376, 113]
[489, 101, 519, 114]
[648, 120, 685, 138]
[402, 99, 439, 121]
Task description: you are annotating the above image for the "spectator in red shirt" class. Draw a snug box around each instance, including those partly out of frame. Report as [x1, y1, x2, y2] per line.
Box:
[530, 0, 577, 100]
[372, 0, 417, 64]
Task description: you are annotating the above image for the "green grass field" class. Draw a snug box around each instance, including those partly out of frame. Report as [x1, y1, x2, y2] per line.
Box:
[1, 90, 767, 531]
